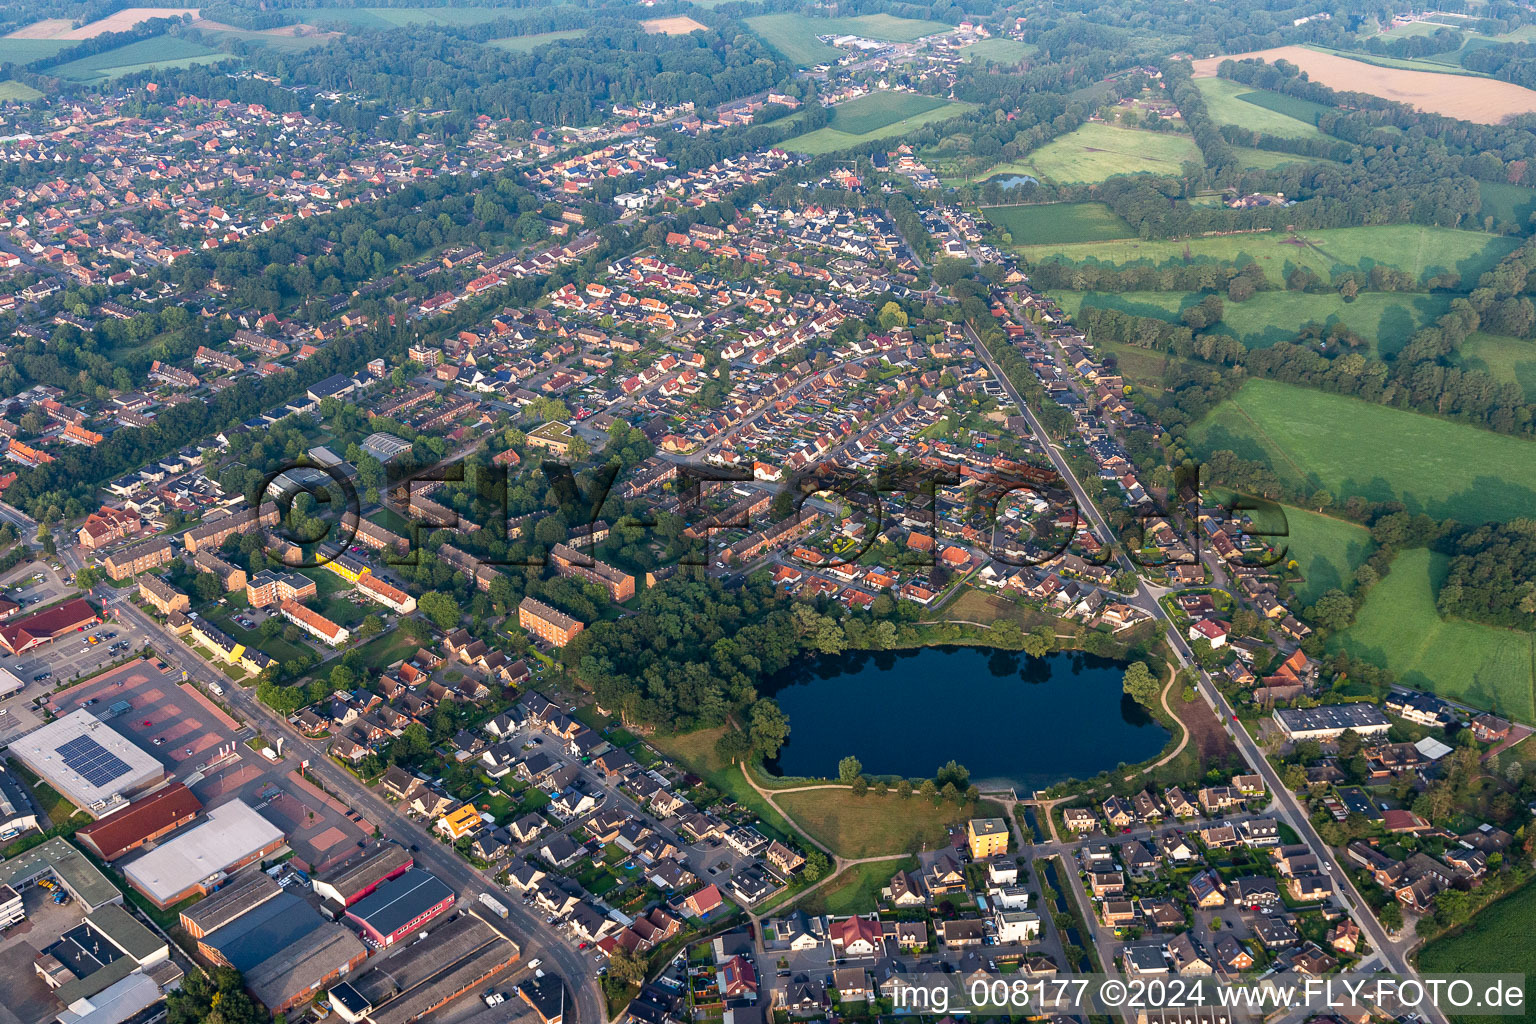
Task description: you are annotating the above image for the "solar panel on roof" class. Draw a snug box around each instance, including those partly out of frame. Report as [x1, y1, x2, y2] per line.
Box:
[56, 734, 132, 788]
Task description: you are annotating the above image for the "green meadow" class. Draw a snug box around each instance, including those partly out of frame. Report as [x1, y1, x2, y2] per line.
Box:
[1016, 225, 1520, 290]
[1191, 378, 1536, 524]
[982, 202, 1135, 245]
[1010, 122, 1202, 184]
[1057, 290, 1455, 359]
[1333, 548, 1536, 720]
[746, 12, 951, 66]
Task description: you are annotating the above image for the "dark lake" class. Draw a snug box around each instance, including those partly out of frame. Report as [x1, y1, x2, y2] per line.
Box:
[763, 645, 1168, 792]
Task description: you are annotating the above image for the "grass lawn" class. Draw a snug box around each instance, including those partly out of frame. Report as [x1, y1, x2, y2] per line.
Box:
[1056, 290, 1454, 359]
[746, 12, 951, 66]
[202, 608, 313, 666]
[797, 856, 917, 916]
[1194, 77, 1332, 139]
[1333, 548, 1536, 719]
[1013, 122, 1201, 184]
[1275, 506, 1375, 606]
[1457, 331, 1536, 402]
[489, 29, 587, 52]
[963, 37, 1034, 63]
[1418, 879, 1536, 1024]
[46, 36, 226, 82]
[350, 628, 418, 672]
[783, 99, 974, 155]
[775, 788, 996, 859]
[0, 80, 43, 101]
[1191, 378, 1536, 524]
[935, 586, 1057, 631]
[1018, 225, 1519, 290]
[982, 202, 1134, 245]
[299, 568, 367, 627]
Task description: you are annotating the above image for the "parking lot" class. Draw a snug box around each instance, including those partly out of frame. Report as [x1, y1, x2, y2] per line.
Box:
[48, 659, 240, 780]
[5, 616, 152, 693]
[0, 561, 71, 615]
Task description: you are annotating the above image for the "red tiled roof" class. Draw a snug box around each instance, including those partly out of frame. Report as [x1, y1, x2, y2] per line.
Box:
[76, 782, 202, 860]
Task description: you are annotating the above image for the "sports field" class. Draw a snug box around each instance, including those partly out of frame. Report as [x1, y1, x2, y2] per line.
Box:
[1012, 122, 1202, 183]
[490, 29, 587, 52]
[962, 37, 1033, 63]
[1057, 290, 1454, 359]
[0, 80, 42, 101]
[1191, 378, 1536, 524]
[1194, 77, 1330, 139]
[1016, 224, 1519, 289]
[783, 97, 973, 155]
[746, 12, 951, 66]
[1458, 332, 1536, 402]
[982, 202, 1134, 245]
[1333, 548, 1535, 720]
[47, 35, 227, 81]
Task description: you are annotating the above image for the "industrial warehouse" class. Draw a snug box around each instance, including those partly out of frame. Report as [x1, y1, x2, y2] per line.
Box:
[7, 710, 165, 818]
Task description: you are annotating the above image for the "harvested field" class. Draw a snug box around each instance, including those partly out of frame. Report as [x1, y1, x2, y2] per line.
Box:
[5, 19, 73, 38]
[640, 16, 706, 35]
[54, 7, 200, 39]
[1191, 45, 1536, 124]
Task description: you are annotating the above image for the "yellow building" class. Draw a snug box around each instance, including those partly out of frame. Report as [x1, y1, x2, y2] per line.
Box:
[325, 553, 370, 584]
[437, 804, 482, 840]
[967, 818, 1009, 860]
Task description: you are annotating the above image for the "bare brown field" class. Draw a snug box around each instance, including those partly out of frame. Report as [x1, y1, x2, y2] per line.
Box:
[641, 15, 706, 35]
[5, 18, 72, 38]
[58, 7, 201, 39]
[1191, 44, 1536, 124]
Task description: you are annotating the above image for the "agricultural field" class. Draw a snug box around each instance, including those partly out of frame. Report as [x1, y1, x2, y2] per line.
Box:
[962, 37, 1033, 63]
[782, 96, 973, 155]
[1191, 45, 1536, 124]
[1231, 146, 1341, 171]
[1419, 880, 1536, 1024]
[9, 7, 199, 39]
[825, 91, 949, 134]
[46, 35, 228, 82]
[1333, 548, 1536, 720]
[490, 29, 587, 52]
[0, 80, 42, 101]
[982, 202, 1134, 245]
[1457, 332, 1536, 402]
[0, 38, 72, 63]
[1010, 122, 1202, 183]
[1190, 378, 1536, 524]
[1194, 76, 1331, 139]
[640, 16, 706, 35]
[1055, 290, 1454, 359]
[746, 12, 952, 67]
[287, 6, 523, 29]
[1015, 224, 1520, 290]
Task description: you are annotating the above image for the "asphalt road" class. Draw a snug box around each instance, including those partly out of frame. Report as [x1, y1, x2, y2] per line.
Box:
[966, 320, 1446, 1024]
[103, 591, 609, 1024]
